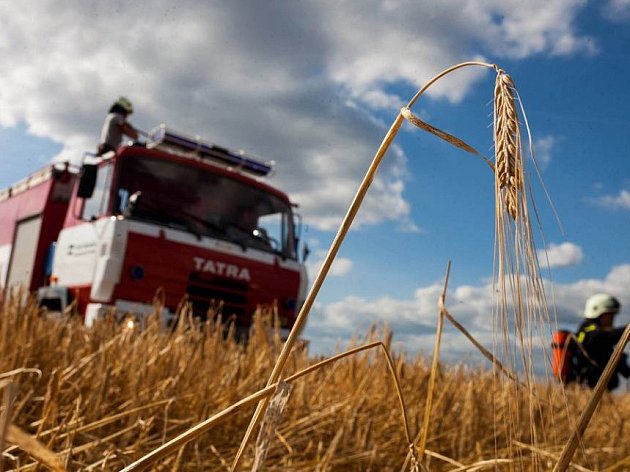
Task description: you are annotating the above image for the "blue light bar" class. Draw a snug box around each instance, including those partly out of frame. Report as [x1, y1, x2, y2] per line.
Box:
[148, 124, 274, 177]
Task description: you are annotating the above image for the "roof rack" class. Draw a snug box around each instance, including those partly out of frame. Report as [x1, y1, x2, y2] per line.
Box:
[0, 162, 72, 202]
[147, 124, 274, 177]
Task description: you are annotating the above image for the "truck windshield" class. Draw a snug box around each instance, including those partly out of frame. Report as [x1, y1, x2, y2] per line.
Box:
[116, 155, 297, 259]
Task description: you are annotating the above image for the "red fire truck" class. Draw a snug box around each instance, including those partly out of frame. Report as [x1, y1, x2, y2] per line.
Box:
[0, 126, 308, 336]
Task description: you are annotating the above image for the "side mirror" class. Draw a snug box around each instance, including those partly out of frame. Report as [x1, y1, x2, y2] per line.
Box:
[301, 242, 310, 263]
[77, 164, 98, 199]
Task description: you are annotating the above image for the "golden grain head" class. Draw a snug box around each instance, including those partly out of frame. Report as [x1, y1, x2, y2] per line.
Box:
[494, 71, 523, 220]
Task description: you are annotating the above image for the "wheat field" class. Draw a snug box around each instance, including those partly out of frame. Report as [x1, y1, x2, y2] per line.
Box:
[1, 294, 630, 472]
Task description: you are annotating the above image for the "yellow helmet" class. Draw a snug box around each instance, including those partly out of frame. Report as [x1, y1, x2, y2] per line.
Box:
[114, 96, 133, 114]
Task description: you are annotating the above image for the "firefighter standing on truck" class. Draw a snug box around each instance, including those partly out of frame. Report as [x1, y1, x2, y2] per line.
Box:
[97, 96, 138, 155]
[575, 293, 630, 390]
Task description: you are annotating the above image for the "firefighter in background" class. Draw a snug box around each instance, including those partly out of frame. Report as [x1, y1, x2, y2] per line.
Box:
[97, 96, 138, 155]
[575, 293, 630, 390]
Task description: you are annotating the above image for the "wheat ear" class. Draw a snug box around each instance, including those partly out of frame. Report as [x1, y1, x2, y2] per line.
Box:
[493, 70, 522, 220]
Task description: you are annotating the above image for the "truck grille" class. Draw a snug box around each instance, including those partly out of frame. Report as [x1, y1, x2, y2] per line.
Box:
[186, 272, 249, 321]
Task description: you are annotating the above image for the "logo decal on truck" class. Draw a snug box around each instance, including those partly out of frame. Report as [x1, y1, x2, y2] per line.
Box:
[193, 257, 251, 282]
[67, 241, 97, 256]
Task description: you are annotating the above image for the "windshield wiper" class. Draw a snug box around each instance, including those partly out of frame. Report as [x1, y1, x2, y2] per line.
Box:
[173, 217, 202, 241]
[184, 213, 226, 237]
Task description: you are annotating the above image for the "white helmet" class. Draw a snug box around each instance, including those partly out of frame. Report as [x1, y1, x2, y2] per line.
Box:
[584, 293, 621, 319]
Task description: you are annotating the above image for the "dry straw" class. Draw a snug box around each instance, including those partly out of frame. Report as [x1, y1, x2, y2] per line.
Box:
[252, 381, 293, 471]
[3, 294, 630, 469]
[120, 338, 415, 471]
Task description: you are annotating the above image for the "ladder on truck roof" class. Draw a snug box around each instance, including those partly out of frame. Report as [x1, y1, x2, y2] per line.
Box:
[146, 124, 274, 177]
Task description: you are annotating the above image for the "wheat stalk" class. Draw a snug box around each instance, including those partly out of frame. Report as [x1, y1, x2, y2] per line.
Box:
[415, 261, 450, 466]
[230, 113, 406, 471]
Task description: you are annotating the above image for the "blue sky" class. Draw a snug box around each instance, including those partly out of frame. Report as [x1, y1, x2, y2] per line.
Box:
[1, 1, 629, 364]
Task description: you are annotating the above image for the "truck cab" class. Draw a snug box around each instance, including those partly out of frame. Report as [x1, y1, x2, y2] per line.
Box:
[1, 127, 308, 337]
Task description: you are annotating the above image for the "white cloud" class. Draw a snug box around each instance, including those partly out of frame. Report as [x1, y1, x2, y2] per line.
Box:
[537, 242, 584, 268]
[306, 250, 353, 278]
[360, 90, 406, 111]
[0, 1, 596, 231]
[304, 264, 630, 368]
[532, 135, 556, 170]
[592, 189, 630, 210]
[602, 0, 630, 22]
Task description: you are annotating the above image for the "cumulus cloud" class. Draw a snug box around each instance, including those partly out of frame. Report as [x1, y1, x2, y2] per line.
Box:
[304, 264, 630, 369]
[0, 1, 596, 231]
[537, 242, 584, 268]
[591, 189, 630, 210]
[323, 0, 596, 105]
